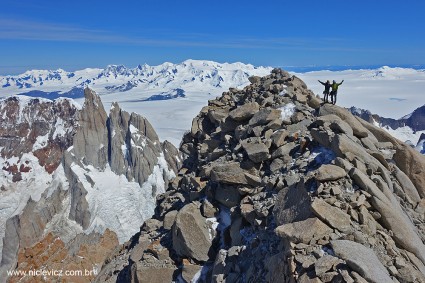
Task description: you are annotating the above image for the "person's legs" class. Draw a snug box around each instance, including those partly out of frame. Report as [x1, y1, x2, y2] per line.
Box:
[333, 92, 337, 104]
[323, 92, 328, 102]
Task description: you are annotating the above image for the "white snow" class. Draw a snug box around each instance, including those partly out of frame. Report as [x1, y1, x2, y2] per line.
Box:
[280, 103, 296, 121]
[382, 125, 425, 145]
[52, 117, 67, 139]
[206, 217, 219, 241]
[68, 153, 174, 242]
[0, 152, 68, 255]
[416, 138, 425, 154]
[32, 133, 49, 151]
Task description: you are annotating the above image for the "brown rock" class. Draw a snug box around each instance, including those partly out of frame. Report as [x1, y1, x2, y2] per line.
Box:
[311, 198, 351, 233]
[315, 255, 342, 276]
[270, 130, 289, 148]
[135, 256, 177, 283]
[163, 210, 178, 230]
[248, 108, 281, 127]
[315, 164, 346, 182]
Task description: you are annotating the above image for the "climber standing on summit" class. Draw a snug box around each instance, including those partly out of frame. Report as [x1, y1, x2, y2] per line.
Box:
[330, 80, 344, 105]
[318, 80, 331, 103]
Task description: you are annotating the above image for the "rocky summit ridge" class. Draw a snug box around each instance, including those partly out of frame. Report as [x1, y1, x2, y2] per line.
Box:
[94, 69, 425, 283]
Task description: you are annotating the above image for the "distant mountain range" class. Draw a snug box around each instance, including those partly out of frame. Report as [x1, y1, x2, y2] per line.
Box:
[0, 60, 272, 100]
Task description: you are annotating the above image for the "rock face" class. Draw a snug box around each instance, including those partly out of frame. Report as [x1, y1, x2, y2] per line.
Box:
[72, 88, 109, 169]
[9, 230, 119, 283]
[0, 96, 79, 175]
[0, 89, 181, 282]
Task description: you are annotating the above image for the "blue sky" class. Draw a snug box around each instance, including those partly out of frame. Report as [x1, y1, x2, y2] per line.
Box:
[1, 0, 424, 75]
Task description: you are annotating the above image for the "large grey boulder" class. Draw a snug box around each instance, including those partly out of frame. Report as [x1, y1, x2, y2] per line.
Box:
[172, 203, 212, 262]
[331, 240, 392, 283]
[271, 142, 297, 159]
[393, 143, 425, 198]
[248, 108, 281, 127]
[350, 168, 425, 264]
[270, 130, 288, 148]
[241, 141, 269, 163]
[275, 218, 332, 244]
[330, 134, 382, 171]
[229, 102, 259, 121]
[211, 162, 261, 186]
[354, 116, 400, 145]
[316, 114, 354, 137]
[394, 166, 421, 205]
[135, 256, 177, 283]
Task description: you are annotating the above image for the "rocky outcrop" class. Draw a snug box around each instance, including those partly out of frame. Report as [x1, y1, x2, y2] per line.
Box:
[393, 143, 425, 198]
[64, 89, 181, 229]
[108, 101, 164, 186]
[90, 70, 425, 283]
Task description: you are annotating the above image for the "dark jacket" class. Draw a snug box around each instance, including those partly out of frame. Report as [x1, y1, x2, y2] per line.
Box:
[318, 80, 331, 93]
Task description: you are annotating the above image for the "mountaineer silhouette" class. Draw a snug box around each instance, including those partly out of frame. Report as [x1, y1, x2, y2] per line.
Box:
[318, 80, 331, 103]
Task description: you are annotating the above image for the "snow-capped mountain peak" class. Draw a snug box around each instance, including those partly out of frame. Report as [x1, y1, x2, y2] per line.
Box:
[0, 60, 272, 97]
